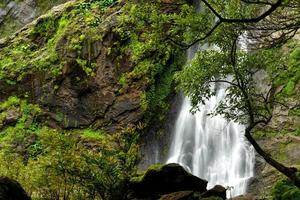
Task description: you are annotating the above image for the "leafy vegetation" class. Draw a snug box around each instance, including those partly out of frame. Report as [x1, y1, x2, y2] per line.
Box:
[0, 97, 139, 199]
[272, 177, 300, 200]
[115, 0, 188, 124]
[0, 0, 117, 84]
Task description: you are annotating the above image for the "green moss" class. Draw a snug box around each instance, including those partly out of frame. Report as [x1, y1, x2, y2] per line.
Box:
[76, 58, 96, 76]
[272, 178, 300, 200]
[0, 96, 21, 110]
[253, 129, 278, 139]
[0, 0, 115, 83]
[292, 128, 300, 136]
[130, 173, 144, 183]
[148, 163, 163, 171]
[130, 163, 163, 183]
[278, 143, 288, 162]
[80, 128, 106, 140]
[283, 80, 296, 95]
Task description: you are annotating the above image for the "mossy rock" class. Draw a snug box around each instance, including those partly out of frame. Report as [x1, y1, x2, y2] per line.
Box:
[128, 163, 208, 199]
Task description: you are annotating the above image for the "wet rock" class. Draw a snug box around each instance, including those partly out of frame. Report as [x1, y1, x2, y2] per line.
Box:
[0, 176, 31, 200]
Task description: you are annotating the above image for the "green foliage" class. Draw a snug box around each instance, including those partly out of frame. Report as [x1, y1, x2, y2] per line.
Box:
[141, 52, 185, 122]
[0, 96, 21, 110]
[288, 47, 300, 80]
[0, 0, 117, 84]
[80, 128, 106, 140]
[0, 124, 139, 200]
[272, 178, 300, 200]
[253, 130, 278, 139]
[284, 80, 296, 95]
[130, 163, 163, 183]
[76, 58, 96, 76]
[0, 94, 139, 199]
[115, 1, 188, 126]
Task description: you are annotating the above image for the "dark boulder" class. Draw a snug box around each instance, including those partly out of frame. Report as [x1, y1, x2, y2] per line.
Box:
[0, 177, 31, 200]
[201, 185, 226, 200]
[128, 163, 208, 199]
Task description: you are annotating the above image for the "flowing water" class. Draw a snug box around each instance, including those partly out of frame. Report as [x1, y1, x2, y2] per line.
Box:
[166, 32, 255, 197]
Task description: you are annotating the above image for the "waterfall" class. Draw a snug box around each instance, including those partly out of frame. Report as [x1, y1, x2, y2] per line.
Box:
[166, 30, 255, 198]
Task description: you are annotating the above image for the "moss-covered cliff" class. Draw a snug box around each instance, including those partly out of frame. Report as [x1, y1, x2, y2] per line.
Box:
[0, 0, 185, 131]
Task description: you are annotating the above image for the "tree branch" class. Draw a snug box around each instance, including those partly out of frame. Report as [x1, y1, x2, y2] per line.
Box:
[167, 20, 222, 49]
[245, 127, 300, 188]
[201, 0, 283, 23]
[208, 79, 239, 87]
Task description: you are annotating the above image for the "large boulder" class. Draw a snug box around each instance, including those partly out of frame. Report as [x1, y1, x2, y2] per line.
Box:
[128, 163, 208, 199]
[0, 177, 31, 200]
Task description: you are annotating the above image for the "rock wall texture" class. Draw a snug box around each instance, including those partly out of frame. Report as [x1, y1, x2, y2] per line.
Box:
[0, 0, 183, 133]
[247, 134, 300, 199]
[0, 0, 68, 37]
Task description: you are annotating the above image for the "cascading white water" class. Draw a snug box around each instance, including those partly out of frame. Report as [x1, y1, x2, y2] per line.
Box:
[166, 25, 255, 198]
[167, 94, 255, 197]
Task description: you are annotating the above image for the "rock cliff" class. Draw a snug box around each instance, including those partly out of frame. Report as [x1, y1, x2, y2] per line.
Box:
[0, 0, 183, 132]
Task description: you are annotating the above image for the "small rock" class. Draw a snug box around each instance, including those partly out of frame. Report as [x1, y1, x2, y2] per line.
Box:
[4, 108, 21, 125]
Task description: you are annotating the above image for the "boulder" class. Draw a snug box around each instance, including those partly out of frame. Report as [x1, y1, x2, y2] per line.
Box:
[201, 185, 226, 200]
[0, 177, 31, 200]
[128, 163, 208, 199]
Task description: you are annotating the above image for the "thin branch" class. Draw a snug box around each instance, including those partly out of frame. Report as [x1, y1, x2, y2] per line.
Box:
[167, 20, 222, 49]
[201, 0, 282, 23]
[208, 79, 239, 87]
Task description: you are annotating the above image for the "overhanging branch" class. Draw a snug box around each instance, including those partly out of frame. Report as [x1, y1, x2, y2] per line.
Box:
[201, 0, 283, 23]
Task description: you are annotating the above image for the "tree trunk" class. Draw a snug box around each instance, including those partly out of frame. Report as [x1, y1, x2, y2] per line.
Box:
[245, 128, 300, 188]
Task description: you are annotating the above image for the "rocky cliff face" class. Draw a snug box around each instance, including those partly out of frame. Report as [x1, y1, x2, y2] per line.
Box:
[0, 0, 68, 37]
[248, 80, 300, 198]
[0, 0, 183, 132]
[247, 134, 300, 199]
